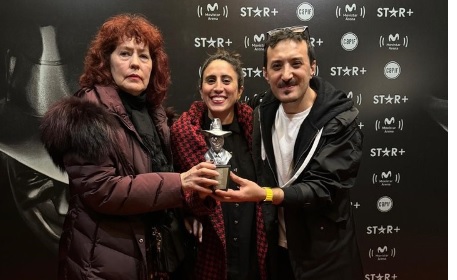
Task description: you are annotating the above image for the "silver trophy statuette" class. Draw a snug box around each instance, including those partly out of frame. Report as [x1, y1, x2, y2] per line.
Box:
[202, 118, 231, 190]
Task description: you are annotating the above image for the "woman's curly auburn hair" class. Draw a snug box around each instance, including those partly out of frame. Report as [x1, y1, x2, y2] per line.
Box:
[79, 13, 171, 106]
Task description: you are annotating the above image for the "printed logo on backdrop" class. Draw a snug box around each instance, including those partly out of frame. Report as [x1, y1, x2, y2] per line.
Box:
[194, 37, 233, 48]
[335, 4, 366, 21]
[311, 36, 324, 47]
[370, 147, 405, 157]
[242, 67, 263, 78]
[351, 201, 361, 209]
[372, 170, 401, 186]
[244, 33, 265, 52]
[346, 90, 365, 130]
[330, 65, 367, 77]
[377, 7, 414, 18]
[197, 3, 228, 20]
[375, 117, 404, 133]
[365, 273, 398, 280]
[347, 91, 362, 106]
[240, 6, 278, 17]
[366, 225, 401, 235]
[369, 246, 396, 261]
[377, 196, 393, 212]
[373, 94, 409, 105]
[296, 2, 314, 21]
[379, 33, 409, 50]
[244, 33, 323, 52]
[314, 65, 319, 76]
[384, 61, 401, 79]
[341, 32, 358, 51]
[357, 122, 365, 130]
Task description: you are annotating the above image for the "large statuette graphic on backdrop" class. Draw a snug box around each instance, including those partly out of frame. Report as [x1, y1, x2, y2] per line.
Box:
[202, 118, 232, 190]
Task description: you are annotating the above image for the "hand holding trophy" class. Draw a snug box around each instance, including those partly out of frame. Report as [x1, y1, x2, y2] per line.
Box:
[201, 118, 231, 190]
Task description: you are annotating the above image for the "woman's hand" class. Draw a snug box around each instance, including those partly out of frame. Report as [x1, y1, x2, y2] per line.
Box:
[180, 162, 219, 195]
[184, 216, 203, 243]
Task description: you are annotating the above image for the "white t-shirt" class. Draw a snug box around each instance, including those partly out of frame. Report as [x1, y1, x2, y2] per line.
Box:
[272, 104, 310, 248]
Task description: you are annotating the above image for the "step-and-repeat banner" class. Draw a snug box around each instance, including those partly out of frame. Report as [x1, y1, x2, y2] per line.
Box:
[0, 0, 447, 279]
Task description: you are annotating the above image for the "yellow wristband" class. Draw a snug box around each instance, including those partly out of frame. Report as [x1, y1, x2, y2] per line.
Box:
[263, 187, 273, 202]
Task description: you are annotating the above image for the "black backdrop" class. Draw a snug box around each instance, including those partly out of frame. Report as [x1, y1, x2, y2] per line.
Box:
[0, 0, 448, 279]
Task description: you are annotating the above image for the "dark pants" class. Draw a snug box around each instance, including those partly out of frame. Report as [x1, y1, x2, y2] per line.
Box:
[278, 246, 295, 280]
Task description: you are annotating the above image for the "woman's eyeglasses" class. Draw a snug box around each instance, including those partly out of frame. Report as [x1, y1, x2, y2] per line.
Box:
[265, 25, 310, 40]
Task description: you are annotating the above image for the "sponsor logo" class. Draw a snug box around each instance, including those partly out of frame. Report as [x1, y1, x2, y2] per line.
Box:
[375, 117, 404, 133]
[240, 6, 279, 17]
[347, 91, 362, 106]
[194, 37, 233, 48]
[377, 196, 393, 212]
[197, 3, 229, 20]
[244, 33, 266, 52]
[373, 94, 409, 104]
[370, 148, 406, 157]
[341, 32, 358, 51]
[366, 225, 401, 235]
[384, 61, 401, 79]
[369, 246, 397, 260]
[377, 7, 414, 18]
[379, 33, 409, 50]
[365, 273, 399, 280]
[330, 66, 367, 76]
[336, 4, 366, 21]
[297, 2, 314, 21]
[242, 67, 263, 78]
[372, 171, 401, 186]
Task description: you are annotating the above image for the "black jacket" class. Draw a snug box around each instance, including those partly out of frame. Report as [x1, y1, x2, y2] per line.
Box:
[253, 76, 364, 280]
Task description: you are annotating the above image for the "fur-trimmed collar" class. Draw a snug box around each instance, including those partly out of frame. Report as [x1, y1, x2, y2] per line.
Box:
[40, 96, 120, 171]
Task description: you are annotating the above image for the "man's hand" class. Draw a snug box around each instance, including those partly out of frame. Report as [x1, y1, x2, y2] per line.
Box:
[213, 172, 265, 202]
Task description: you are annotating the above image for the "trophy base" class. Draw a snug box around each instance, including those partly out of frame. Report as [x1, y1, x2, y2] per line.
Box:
[214, 165, 231, 190]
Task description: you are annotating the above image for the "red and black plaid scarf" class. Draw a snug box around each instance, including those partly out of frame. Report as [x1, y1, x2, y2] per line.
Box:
[170, 101, 267, 280]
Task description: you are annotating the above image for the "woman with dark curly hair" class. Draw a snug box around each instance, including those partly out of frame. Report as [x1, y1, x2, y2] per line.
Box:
[40, 13, 219, 280]
[171, 49, 268, 280]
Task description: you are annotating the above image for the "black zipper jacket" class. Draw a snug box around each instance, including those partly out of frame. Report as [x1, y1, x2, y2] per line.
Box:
[253, 76, 364, 280]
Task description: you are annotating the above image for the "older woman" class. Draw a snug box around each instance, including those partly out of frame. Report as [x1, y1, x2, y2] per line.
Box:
[40, 14, 219, 280]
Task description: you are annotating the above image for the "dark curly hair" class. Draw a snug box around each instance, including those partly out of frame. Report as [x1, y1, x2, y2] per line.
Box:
[199, 48, 244, 91]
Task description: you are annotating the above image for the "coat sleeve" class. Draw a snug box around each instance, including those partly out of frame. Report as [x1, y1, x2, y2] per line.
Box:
[64, 154, 184, 215]
[41, 95, 185, 216]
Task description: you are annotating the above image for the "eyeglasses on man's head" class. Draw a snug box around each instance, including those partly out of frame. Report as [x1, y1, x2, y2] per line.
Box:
[265, 25, 310, 40]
